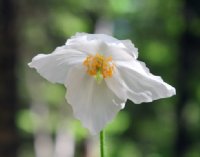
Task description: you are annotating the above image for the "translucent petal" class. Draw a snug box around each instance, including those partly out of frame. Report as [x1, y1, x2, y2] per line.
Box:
[105, 68, 128, 103]
[65, 66, 125, 134]
[28, 47, 86, 84]
[116, 60, 176, 104]
[121, 40, 138, 59]
[67, 32, 122, 45]
[65, 33, 135, 61]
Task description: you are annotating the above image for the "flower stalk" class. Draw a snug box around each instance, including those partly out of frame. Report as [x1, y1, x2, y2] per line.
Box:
[100, 130, 105, 157]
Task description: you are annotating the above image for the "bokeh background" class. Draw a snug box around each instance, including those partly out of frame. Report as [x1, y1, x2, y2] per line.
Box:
[1, 0, 200, 157]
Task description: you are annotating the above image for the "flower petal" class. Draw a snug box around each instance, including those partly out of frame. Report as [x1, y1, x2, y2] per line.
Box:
[28, 46, 86, 84]
[65, 33, 135, 61]
[68, 32, 121, 45]
[116, 60, 176, 104]
[65, 66, 125, 134]
[105, 68, 128, 103]
[121, 40, 138, 59]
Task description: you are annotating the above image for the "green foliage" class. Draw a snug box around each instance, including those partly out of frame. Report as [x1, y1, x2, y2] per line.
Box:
[106, 111, 130, 134]
[17, 109, 34, 134]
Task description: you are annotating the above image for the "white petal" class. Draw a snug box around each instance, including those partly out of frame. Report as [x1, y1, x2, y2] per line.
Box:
[67, 32, 121, 45]
[65, 33, 135, 61]
[95, 41, 133, 61]
[105, 68, 128, 103]
[28, 46, 86, 84]
[65, 66, 125, 134]
[116, 60, 176, 104]
[121, 40, 138, 59]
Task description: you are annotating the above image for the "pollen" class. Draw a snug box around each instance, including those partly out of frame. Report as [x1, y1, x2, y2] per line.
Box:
[83, 53, 115, 81]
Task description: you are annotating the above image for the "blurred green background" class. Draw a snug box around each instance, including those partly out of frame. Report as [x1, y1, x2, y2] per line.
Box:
[0, 0, 200, 157]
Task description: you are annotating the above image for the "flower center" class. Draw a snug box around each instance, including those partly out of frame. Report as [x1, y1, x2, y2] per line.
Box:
[83, 53, 115, 83]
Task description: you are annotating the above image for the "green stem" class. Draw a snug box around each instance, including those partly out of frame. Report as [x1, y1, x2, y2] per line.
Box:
[100, 130, 105, 157]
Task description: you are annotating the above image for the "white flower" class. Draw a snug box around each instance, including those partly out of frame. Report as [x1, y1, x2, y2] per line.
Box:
[28, 33, 176, 134]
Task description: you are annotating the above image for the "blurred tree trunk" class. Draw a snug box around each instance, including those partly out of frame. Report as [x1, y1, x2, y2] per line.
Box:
[0, 0, 19, 157]
[175, 0, 200, 156]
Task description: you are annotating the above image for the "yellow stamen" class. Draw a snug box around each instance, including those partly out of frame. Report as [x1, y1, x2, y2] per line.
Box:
[83, 53, 115, 82]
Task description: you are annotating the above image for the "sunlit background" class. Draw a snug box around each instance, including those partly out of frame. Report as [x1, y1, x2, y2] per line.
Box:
[1, 0, 200, 157]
